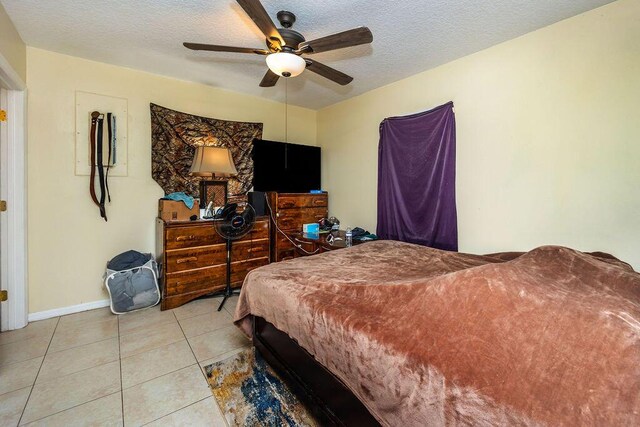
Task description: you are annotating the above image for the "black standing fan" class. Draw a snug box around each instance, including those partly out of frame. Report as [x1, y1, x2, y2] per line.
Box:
[212, 202, 256, 311]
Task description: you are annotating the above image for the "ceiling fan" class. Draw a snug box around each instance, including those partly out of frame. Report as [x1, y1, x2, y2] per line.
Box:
[183, 0, 373, 87]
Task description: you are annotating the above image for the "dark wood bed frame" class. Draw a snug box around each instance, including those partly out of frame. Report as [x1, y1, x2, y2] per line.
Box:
[253, 316, 381, 426]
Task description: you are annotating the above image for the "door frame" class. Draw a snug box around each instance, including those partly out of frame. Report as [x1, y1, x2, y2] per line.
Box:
[0, 52, 28, 331]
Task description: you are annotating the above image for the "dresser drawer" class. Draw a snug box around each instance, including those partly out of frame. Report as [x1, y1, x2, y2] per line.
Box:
[277, 194, 328, 209]
[165, 257, 270, 297]
[293, 239, 317, 257]
[226, 218, 270, 243]
[275, 233, 318, 256]
[275, 233, 295, 248]
[277, 208, 327, 231]
[248, 219, 270, 240]
[231, 239, 270, 262]
[165, 218, 269, 250]
[166, 239, 270, 273]
[231, 257, 270, 284]
[165, 265, 226, 296]
[165, 225, 222, 250]
[276, 248, 296, 262]
[166, 244, 225, 272]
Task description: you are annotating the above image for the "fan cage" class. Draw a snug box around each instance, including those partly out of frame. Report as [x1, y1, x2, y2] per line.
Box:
[214, 203, 256, 240]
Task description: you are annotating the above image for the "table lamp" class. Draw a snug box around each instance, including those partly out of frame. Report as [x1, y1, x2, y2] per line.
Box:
[190, 146, 237, 217]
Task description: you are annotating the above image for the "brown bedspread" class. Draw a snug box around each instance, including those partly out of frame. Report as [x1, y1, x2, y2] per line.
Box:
[235, 240, 640, 426]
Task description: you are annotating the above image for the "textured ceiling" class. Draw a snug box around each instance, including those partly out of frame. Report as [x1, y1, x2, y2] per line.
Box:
[1, 0, 614, 109]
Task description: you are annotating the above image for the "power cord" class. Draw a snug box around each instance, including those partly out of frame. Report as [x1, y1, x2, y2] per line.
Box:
[264, 193, 320, 256]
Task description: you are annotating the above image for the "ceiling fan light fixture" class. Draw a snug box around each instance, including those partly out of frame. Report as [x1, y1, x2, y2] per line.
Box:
[266, 52, 306, 78]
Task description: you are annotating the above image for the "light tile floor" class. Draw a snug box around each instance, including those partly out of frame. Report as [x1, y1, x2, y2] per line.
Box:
[0, 296, 248, 426]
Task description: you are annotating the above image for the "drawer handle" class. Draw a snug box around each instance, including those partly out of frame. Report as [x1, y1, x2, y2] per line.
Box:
[176, 235, 196, 242]
[247, 247, 264, 253]
[313, 199, 325, 205]
[314, 215, 324, 219]
[176, 257, 198, 264]
[280, 201, 295, 208]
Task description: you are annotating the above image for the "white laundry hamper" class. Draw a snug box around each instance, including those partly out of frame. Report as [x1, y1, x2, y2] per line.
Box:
[104, 250, 160, 314]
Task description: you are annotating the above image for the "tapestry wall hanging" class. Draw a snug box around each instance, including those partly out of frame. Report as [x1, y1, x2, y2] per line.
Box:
[150, 103, 263, 202]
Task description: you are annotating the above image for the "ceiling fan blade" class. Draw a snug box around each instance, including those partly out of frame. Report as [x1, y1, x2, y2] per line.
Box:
[183, 42, 269, 55]
[305, 60, 353, 86]
[298, 27, 373, 54]
[259, 69, 280, 87]
[236, 0, 284, 47]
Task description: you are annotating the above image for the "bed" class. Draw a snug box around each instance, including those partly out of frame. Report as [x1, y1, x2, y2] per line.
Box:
[235, 240, 640, 426]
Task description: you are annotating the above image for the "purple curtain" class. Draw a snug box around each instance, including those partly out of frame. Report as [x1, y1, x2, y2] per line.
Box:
[377, 101, 458, 251]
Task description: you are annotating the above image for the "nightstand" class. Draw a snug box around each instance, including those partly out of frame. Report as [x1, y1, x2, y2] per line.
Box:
[288, 230, 362, 257]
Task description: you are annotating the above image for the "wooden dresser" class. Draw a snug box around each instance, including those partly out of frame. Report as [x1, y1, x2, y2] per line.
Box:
[267, 192, 328, 262]
[156, 217, 270, 310]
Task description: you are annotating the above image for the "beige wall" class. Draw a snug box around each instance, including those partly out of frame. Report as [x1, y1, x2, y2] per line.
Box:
[317, 0, 640, 269]
[0, 3, 26, 83]
[27, 47, 316, 313]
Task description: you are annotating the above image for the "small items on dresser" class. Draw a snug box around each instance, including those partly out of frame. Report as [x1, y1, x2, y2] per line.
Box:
[248, 191, 267, 216]
[302, 223, 319, 234]
[158, 192, 200, 222]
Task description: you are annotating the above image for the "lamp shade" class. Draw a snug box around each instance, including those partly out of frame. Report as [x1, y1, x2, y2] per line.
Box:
[189, 146, 237, 177]
[266, 52, 306, 78]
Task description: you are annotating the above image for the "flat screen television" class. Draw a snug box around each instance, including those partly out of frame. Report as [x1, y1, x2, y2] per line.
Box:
[252, 139, 321, 193]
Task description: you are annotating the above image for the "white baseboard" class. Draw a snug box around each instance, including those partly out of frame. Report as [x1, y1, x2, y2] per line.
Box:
[28, 299, 111, 322]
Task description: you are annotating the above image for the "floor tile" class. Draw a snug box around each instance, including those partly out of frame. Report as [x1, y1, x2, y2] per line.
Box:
[48, 318, 117, 353]
[118, 306, 176, 336]
[22, 392, 122, 427]
[172, 297, 222, 320]
[121, 340, 195, 389]
[198, 347, 246, 375]
[122, 365, 211, 427]
[58, 307, 114, 326]
[38, 338, 119, 382]
[146, 396, 226, 427]
[187, 325, 250, 362]
[222, 295, 240, 317]
[0, 306, 253, 426]
[178, 308, 233, 338]
[54, 315, 117, 335]
[20, 360, 121, 425]
[0, 318, 58, 346]
[0, 387, 31, 427]
[119, 321, 184, 358]
[0, 336, 50, 367]
[0, 357, 43, 395]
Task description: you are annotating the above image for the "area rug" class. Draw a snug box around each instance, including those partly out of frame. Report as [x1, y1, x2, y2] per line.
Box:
[204, 348, 319, 426]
